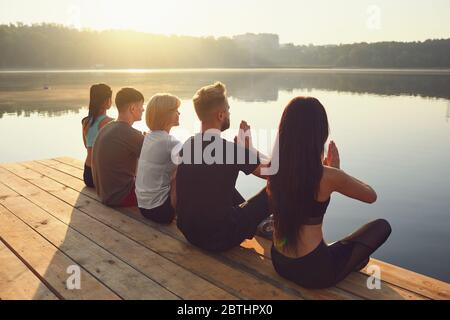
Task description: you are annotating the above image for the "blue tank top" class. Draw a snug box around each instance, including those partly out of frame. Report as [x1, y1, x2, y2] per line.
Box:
[85, 115, 108, 148]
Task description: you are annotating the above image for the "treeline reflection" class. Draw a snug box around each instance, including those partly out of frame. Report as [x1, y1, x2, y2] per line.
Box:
[1, 71, 449, 118]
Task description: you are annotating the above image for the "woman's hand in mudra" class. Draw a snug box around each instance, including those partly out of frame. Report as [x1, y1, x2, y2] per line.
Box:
[323, 140, 340, 169]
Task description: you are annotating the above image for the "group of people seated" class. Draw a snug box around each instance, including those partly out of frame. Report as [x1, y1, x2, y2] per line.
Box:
[81, 82, 391, 289]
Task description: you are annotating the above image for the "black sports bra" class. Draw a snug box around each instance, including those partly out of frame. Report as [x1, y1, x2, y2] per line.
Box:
[303, 197, 331, 225]
[274, 197, 331, 249]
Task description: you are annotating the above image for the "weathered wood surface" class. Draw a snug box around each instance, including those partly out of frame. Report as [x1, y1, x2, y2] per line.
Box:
[0, 157, 449, 300]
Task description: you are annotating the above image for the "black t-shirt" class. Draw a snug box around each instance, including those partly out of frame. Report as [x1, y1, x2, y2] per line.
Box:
[176, 133, 260, 227]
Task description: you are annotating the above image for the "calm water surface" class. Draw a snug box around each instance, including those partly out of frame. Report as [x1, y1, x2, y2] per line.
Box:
[0, 69, 449, 282]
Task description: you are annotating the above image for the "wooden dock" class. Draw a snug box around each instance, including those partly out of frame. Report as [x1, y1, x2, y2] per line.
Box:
[0, 157, 449, 300]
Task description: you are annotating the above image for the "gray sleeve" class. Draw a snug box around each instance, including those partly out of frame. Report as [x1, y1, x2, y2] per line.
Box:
[167, 135, 181, 159]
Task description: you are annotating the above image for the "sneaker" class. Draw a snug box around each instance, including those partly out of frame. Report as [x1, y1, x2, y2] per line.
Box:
[256, 215, 274, 240]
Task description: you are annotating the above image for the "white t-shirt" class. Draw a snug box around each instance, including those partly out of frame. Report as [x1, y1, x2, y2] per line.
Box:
[135, 131, 180, 209]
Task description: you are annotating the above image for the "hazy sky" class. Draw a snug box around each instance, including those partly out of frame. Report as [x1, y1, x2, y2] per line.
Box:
[1, 0, 449, 45]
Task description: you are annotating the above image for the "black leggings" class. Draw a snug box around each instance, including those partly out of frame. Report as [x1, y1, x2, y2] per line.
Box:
[271, 219, 392, 289]
[83, 164, 95, 188]
[139, 196, 175, 225]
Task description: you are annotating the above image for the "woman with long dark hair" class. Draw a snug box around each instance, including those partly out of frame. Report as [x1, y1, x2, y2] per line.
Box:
[268, 97, 391, 289]
[82, 84, 114, 187]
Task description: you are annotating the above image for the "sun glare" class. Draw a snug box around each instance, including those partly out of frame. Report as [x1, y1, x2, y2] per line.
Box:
[83, 0, 189, 35]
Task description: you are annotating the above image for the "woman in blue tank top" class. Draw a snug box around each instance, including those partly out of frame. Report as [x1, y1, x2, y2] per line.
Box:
[82, 84, 114, 187]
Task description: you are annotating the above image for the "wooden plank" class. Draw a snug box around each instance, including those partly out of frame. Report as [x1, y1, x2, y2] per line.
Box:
[28, 161, 97, 198]
[0, 203, 119, 300]
[36, 159, 66, 167]
[1, 164, 303, 300]
[0, 239, 58, 300]
[362, 260, 450, 300]
[36, 159, 84, 180]
[17, 161, 419, 300]
[0, 178, 179, 300]
[0, 166, 235, 300]
[53, 157, 85, 170]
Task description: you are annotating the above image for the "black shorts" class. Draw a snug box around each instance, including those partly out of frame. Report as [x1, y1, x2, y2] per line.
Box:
[83, 164, 95, 188]
[177, 188, 271, 252]
[139, 196, 175, 225]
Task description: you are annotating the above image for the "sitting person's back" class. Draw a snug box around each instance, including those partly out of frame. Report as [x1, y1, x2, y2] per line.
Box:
[81, 83, 114, 188]
[268, 97, 391, 289]
[135, 94, 181, 224]
[177, 134, 258, 211]
[92, 87, 145, 207]
[176, 82, 271, 252]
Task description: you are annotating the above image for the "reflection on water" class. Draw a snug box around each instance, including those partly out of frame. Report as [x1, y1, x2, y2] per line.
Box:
[0, 105, 83, 118]
[1, 70, 450, 118]
[1, 70, 449, 283]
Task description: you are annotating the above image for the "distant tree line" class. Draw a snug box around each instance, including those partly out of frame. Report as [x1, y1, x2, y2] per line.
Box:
[1, 23, 449, 69]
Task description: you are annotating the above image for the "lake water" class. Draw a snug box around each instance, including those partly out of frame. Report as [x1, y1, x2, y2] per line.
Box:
[0, 69, 449, 283]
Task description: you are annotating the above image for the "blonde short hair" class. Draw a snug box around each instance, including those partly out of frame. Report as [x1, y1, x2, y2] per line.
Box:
[193, 82, 227, 121]
[146, 94, 181, 131]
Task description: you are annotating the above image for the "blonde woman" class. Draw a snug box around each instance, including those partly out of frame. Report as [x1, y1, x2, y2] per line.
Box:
[135, 94, 181, 224]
